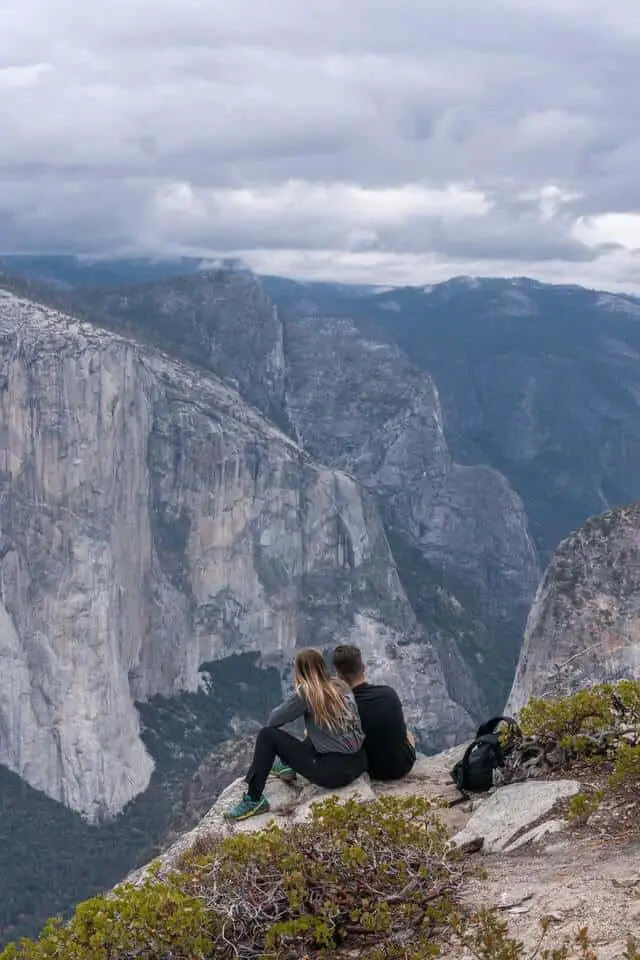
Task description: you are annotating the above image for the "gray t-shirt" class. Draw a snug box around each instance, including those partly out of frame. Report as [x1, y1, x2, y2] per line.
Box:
[267, 681, 364, 754]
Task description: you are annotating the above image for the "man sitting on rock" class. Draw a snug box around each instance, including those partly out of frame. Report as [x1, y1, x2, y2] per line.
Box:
[332, 644, 416, 782]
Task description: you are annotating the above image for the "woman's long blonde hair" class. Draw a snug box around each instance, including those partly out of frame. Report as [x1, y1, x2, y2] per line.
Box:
[294, 648, 354, 732]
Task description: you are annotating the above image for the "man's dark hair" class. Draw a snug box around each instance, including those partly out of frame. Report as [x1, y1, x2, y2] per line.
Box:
[332, 644, 364, 684]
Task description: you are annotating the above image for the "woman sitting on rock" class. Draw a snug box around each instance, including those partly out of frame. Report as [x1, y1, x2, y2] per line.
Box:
[226, 647, 366, 821]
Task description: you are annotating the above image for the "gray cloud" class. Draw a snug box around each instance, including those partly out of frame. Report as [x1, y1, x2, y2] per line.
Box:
[1, 0, 640, 288]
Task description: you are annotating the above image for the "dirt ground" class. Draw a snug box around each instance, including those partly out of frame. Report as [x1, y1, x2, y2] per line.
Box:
[455, 825, 640, 958]
[387, 750, 640, 958]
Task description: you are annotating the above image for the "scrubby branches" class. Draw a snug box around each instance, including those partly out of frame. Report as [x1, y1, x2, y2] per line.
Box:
[176, 794, 464, 958]
[2, 795, 471, 960]
[453, 910, 610, 960]
[0, 880, 217, 960]
[453, 911, 640, 960]
[497, 680, 640, 782]
[519, 679, 640, 748]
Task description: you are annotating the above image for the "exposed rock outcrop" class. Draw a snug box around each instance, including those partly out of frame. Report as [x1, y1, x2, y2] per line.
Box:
[129, 746, 581, 886]
[451, 779, 580, 853]
[126, 746, 638, 959]
[0, 287, 472, 821]
[507, 503, 640, 712]
[124, 746, 469, 884]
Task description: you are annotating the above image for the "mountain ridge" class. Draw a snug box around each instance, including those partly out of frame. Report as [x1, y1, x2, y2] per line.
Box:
[262, 272, 640, 560]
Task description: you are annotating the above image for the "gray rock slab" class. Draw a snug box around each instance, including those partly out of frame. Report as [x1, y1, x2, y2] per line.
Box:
[451, 780, 580, 853]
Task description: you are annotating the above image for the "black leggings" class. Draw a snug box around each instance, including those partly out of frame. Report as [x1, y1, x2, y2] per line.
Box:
[246, 726, 366, 801]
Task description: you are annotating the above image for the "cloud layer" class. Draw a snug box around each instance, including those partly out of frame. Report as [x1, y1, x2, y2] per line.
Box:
[2, 0, 640, 288]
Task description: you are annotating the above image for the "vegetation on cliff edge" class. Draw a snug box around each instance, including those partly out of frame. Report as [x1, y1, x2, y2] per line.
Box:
[516, 679, 640, 823]
[2, 789, 636, 960]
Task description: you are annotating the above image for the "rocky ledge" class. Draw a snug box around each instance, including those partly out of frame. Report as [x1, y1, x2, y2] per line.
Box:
[123, 728, 640, 958]
[129, 746, 581, 884]
[8, 710, 640, 959]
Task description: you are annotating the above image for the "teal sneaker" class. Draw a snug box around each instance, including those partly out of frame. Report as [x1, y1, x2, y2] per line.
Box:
[271, 759, 297, 782]
[225, 793, 270, 822]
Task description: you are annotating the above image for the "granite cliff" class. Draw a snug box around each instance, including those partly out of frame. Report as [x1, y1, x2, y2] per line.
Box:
[507, 502, 640, 711]
[72, 268, 540, 713]
[0, 285, 472, 822]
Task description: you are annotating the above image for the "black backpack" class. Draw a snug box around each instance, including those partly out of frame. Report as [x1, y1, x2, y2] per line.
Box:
[451, 716, 520, 793]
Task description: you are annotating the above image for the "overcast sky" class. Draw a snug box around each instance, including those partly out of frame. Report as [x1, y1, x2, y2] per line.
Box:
[2, 0, 640, 289]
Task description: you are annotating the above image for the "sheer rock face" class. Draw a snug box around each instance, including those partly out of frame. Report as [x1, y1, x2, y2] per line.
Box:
[507, 503, 640, 712]
[283, 313, 539, 629]
[79, 268, 288, 423]
[80, 271, 539, 713]
[281, 312, 540, 711]
[0, 289, 472, 821]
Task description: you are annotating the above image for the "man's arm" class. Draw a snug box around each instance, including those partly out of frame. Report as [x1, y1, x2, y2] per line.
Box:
[267, 692, 306, 727]
[386, 686, 408, 722]
[386, 687, 415, 746]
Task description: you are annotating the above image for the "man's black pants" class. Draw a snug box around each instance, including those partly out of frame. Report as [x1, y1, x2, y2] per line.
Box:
[368, 745, 416, 782]
[246, 726, 366, 801]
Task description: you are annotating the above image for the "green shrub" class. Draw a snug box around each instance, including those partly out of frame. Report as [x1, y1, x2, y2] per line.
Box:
[518, 681, 640, 824]
[565, 790, 604, 823]
[0, 879, 216, 960]
[0, 796, 461, 960]
[609, 743, 640, 788]
[519, 680, 640, 754]
[624, 938, 640, 960]
[179, 794, 456, 956]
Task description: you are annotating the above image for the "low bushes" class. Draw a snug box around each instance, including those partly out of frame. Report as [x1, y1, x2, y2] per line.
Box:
[517, 680, 640, 821]
[0, 881, 216, 960]
[0, 795, 465, 959]
[3, 788, 633, 959]
[519, 679, 640, 754]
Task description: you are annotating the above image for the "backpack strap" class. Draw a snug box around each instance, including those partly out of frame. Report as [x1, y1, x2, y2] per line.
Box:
[448, 793, 470, 807]
[475, 715, 520, 738]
